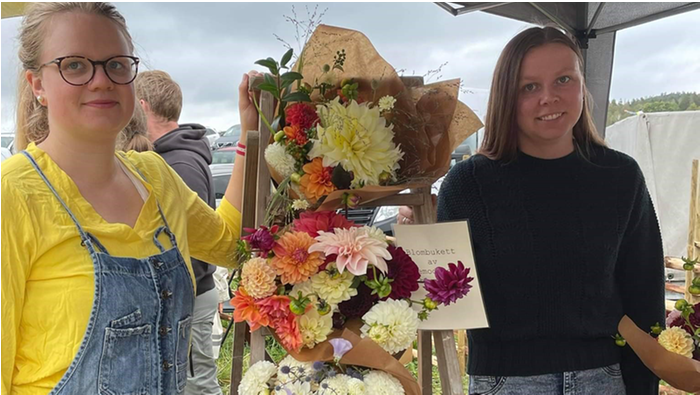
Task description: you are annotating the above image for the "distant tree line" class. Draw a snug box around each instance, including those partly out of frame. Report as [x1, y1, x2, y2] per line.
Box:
[607, 92, 700, 126]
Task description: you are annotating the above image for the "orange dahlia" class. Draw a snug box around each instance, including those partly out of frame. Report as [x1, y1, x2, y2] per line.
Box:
[284, 125, 309, 146]
[275, 313, 304, 352]
[271, 231, 325, 285]
[300, 157, 336, 202]
[230, 287, 269, 331]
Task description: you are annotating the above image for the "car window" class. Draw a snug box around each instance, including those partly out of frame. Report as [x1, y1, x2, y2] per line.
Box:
[1, 136, 13, 148]
[211, 150, 235, 164]
[213, 173, 231, 199]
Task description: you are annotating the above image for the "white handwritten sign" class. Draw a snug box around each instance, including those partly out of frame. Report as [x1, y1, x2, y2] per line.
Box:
[393, 221, 489, 330]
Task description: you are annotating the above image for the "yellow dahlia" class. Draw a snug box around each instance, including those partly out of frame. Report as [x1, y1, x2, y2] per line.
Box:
[311, 264, 358, 305]
[240, 257, 278, 299]
[658, 327, 695, 358]
[271, 231, 325, 285]
[298, 308, 334, 349]
[310, 97, 403, 187]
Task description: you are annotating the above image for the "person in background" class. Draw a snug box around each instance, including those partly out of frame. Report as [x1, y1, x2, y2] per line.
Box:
[135, 69, 224, 395]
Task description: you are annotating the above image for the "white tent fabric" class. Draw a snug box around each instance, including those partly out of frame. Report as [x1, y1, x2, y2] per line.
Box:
[605, 111, 700, 258]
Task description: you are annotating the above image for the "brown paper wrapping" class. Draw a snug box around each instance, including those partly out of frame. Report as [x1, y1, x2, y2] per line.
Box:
[263, 24, 482, 211]
[272, 319, 422, 395]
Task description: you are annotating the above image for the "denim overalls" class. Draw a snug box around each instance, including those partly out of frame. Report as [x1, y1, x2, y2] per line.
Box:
[22, 151, 195, 395]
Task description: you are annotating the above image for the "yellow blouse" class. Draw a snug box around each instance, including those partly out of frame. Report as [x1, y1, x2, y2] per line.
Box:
[1, 144, 241, 394]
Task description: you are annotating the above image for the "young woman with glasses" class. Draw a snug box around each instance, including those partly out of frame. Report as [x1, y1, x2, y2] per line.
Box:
[1, 3, 258, 394]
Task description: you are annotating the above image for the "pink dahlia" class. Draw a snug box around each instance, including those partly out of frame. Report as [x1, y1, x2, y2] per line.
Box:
[308, 227, 391, 276]
[293, 211, 356, 238]
[424, 261, 474, 306]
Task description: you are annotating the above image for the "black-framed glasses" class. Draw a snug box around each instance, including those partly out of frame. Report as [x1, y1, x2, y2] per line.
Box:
[38, 55, 140, 86]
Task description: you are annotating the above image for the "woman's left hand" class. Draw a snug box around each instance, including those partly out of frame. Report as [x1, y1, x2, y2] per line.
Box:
[238, 70, 263, 137]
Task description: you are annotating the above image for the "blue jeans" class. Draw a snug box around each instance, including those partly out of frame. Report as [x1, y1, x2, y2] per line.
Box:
[468, 364, 626, 395]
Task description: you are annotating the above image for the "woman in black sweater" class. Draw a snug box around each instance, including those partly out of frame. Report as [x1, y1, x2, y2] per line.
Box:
[410, 27, 665, 394]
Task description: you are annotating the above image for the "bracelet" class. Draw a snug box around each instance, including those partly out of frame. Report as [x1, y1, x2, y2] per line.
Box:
[236, 149, 246, 157]
[237, 142, 246, 149]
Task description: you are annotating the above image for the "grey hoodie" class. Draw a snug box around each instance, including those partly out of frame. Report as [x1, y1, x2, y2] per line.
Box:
[154, 123, 216, 296]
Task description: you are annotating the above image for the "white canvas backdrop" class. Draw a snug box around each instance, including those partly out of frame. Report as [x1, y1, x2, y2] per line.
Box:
[605, 111, 700, 258]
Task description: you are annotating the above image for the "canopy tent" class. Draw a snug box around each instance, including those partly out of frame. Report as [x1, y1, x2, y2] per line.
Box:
[436, 2, 700, 137]
[1, 3, 27, 19]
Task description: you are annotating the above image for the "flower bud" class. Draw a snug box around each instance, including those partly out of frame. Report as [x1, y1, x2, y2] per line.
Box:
[377, 283, 392, 299]
[290, 173, 302, 184]
[675, 299, 689, 311]
[323, 64, 331, 73]
[274, 130, 286, 142]
[378, 171, 392, 184]
[650, 322, 663, 335]
[317, 300, 331, 316]
[423, 297, 438, 311]
[342, 193, 361, 208]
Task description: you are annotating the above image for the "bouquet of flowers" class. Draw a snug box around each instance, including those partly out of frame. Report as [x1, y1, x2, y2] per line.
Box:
[236, 23, 482, 394]
[230, 212, 473, 393]
[255, 24, 482, 212]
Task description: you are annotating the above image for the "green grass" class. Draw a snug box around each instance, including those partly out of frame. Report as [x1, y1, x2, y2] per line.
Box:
[215, 320, 469, 394]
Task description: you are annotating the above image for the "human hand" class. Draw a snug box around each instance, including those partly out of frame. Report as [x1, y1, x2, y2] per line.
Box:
[238, 70, 263, 139]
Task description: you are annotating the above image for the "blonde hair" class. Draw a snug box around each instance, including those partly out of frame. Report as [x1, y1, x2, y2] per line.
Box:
[15, 2, 134, 151]
[117, 104, 152, 152]
[478, 26, 605, 162]
[135, 70, 183, 122]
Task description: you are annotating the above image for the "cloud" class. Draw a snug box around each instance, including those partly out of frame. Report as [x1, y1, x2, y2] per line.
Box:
[1, 3, 698, 133]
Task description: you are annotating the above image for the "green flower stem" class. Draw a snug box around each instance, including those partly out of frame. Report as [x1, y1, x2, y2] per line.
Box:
[252, 93, 276, 135]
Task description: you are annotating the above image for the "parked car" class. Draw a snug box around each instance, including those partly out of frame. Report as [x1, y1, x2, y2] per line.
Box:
[211, 147, 236, 165]
[213, 124, 241, 149]
[210, 163, 234, 208]
[1, 133, 15, 154]
[1, 147, 12, 162]
[204, 128, 219, 147]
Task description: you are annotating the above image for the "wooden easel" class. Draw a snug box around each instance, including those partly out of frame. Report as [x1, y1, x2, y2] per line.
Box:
[229, 77, 464, 395]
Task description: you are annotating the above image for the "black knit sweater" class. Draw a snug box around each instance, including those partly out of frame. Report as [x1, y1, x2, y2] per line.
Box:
[437, 145, 664, 394]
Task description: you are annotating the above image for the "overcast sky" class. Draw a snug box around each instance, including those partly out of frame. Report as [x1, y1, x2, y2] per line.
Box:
[2, 2, 699, 133]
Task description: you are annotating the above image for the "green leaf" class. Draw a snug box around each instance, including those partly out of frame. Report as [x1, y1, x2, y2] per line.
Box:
[264, 73, 277, 87]
[255, 58, 278, 75]
[257, 82, 278, 95]
[282, 91, 311, 103]
[280, 79, 295, 91]
[281, 71, 304, 82]
[280, 48, 293, 68]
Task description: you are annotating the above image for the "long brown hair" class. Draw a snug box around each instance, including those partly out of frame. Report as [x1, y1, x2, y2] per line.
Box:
[478, 26, 605, 162]
[15, 2, 134, 151]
